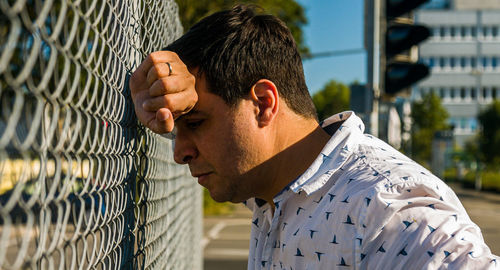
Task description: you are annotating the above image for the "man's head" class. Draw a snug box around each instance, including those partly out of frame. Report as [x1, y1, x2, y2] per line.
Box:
[166, 4, 317, 119]
[168, 5, 325, 204]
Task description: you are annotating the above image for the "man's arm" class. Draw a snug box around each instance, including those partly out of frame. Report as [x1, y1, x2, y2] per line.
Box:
[129, 51, 198, 134]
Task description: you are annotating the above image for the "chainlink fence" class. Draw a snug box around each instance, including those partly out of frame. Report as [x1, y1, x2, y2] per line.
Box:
[0, 0, 202, 269]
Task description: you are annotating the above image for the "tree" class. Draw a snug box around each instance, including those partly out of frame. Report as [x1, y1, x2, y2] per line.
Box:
[312, 80, 350, 121]
[175, 0, 309, 55]
[478, 100, 500, 167]
[411, 92, 449, 166]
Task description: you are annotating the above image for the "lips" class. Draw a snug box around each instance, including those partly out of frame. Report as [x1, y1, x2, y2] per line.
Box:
[193, 172, 212, 186]
[192, 172, 212, 178]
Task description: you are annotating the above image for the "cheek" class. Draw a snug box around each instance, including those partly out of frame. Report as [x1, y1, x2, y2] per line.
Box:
[207, 104, 261, 176]
[227, 123, 262, 172]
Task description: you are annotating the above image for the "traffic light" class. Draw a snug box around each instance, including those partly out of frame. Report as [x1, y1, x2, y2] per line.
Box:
[382, 0, 431, 96]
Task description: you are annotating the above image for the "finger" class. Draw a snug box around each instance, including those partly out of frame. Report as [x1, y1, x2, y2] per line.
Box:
[146, 65, 159, 87]
[150, 108, 175, 133]
[148, 77, 182, 97]
[142, 90, 198, 115]
[133, 51, 178, 83]
[146, 62, 174, 87]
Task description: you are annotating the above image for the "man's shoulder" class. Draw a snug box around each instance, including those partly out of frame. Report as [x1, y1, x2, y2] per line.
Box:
[320, 137, 452, 207]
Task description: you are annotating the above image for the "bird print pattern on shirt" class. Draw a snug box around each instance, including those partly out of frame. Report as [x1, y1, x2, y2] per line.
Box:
[245, 112, 499, 270]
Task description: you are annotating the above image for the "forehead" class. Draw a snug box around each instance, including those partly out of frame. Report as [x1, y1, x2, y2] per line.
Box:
[176, 76, 229, 121]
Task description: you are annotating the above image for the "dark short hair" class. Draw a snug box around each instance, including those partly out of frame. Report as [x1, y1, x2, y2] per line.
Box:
[165, 4, 317, 120]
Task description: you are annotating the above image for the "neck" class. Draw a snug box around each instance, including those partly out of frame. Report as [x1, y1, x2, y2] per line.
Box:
[258, 115, 331, 207]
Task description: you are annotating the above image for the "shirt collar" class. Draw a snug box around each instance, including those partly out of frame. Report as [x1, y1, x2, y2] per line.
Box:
[287, 111, 365, 195]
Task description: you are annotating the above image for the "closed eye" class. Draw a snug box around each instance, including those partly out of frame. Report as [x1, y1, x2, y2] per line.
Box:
[186, 119, 204, 130]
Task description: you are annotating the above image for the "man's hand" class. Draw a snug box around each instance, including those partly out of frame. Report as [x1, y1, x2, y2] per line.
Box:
[129, 51, 198, 134]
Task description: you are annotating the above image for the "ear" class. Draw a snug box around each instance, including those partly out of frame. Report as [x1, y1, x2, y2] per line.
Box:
[250, 79, 279, 127]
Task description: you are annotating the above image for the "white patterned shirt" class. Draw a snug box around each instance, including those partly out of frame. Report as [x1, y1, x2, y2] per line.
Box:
[245, 111, 499, 270]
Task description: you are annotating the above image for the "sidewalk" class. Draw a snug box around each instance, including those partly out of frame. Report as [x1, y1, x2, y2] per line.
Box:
[447, 182, 500, 255]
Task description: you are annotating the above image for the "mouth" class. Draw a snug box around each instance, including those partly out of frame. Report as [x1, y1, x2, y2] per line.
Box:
[192, 172, 212, 178]
[192, 172, 212, 186]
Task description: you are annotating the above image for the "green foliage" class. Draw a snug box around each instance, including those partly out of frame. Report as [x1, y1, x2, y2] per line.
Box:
[443, 167, 458, 181]
[312, 80, 350, 121]
[478, 101, 500, 167]
[463, 170, 500, 192]
[175, 0, 309, 55]
[411, 92, 449, 166]
[203, 188, 235, 216]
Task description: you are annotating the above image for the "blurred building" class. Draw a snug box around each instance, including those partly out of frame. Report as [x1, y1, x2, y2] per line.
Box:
[414, 0, 500, 147]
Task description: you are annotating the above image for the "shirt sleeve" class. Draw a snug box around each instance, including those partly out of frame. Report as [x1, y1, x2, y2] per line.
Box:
[358, 178, 500, 270]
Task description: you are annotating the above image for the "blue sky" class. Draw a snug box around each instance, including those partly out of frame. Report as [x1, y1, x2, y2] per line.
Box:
[297, 0, 365, 94]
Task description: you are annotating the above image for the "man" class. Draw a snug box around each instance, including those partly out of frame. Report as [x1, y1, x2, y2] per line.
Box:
[130, 5, 499, 269]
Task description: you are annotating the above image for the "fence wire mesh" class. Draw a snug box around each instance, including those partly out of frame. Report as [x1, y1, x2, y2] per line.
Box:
[0, 0, 202, 269]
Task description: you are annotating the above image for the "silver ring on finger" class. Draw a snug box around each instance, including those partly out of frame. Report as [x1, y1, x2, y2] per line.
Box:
[166, 62, 173, 76]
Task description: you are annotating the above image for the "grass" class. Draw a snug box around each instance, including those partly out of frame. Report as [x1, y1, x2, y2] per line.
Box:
[444, 167, 500, 192]
[203, 188, 235, 216]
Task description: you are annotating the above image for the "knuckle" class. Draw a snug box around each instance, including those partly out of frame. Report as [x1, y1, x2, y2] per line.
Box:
[149, 51, 165, 63]
[155, 63, 169, 77]
[191, 93, 198, 104]
[163, 95, 174, 108]
[147, 52, 156, 62]
[169, 51, 180, 60]
[161, 77, 171, 91]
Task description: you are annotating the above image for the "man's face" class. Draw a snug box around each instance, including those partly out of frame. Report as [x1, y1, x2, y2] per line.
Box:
[173, 76, 268, 203]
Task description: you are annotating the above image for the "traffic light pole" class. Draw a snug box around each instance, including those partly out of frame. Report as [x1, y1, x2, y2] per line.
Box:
[365, 0, 382, 137]
[366, 0, 430, 137]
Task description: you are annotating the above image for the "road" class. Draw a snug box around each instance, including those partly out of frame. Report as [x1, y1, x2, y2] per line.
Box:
[203, 183, 500, 270]
[203, 205, 252, 270]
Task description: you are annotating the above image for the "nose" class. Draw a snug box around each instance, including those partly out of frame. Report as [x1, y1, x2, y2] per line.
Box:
[173, 133, 198, 164]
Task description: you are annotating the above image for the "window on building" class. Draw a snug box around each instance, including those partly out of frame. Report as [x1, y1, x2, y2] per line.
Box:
[422, 88, 428, 96]
[434, 27, 441, 37]
[440, 88, 446, 99]
[471, 27, 477, 37]
[493, 26, 499, 38]
[460, 26, 466, 37]
[450, 57, 455, 68]
[493, 87, 498, 99]
[440, 26, 446, 37]
[440, 57, 445, 68]
[483, 57, 488, 68]
[492, 57, 497, 68]
[460, 118, 467, 130]
[429, 57, 435, 67]
[450, 88, 455, 99]
[471, 57, 477, 68]
[450, 27, 456, 38]
[460, 87, 466, 99]
[483, 87, 488, 99]
[448, 118, 457, 131]
[471, 88, 477, 100]
[460, 57, 466, 68]
[470, 118, 478, 131]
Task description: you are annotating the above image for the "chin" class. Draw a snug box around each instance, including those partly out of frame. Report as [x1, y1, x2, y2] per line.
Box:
[209, 191, 232, 203]
[210, 192, 246, 204]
